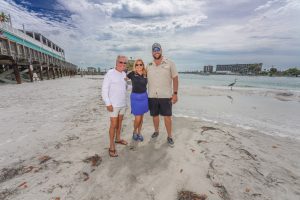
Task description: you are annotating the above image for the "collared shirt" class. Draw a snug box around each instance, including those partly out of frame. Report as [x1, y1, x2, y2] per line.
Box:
[127, 71, 147, 93]
[146, 57, 178, 98]
[102, 68, 127, 107]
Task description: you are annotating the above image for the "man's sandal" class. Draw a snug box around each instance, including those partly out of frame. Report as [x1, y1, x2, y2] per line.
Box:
[108, 149, 118, 157]
[115, 139, 128, 145]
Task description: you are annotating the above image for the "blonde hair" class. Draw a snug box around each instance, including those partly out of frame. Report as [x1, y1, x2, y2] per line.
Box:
[133, 58, 147, 77]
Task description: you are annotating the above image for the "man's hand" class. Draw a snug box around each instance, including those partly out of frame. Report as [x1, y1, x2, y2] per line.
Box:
[106, 105, 113, 112]
[171, 94, 178, 104]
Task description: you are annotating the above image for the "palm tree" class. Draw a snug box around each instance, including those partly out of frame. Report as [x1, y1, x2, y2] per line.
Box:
[0, 12, 9, 23]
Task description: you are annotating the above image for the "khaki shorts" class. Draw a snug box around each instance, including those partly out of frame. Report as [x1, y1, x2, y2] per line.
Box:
[109, 106, 127, 118]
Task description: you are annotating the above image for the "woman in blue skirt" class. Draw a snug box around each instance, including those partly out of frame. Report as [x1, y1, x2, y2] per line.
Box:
[127, 59, 149, 142]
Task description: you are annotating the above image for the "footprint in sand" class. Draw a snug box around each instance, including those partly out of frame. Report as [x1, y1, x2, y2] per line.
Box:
[129, 140, 139, 151]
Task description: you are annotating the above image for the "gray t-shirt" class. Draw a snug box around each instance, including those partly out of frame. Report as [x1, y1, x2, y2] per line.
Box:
[146, 57, 178, 98]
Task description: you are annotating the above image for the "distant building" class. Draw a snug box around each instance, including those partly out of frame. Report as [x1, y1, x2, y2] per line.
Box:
[87, 67, 97, 73]
[216, 63, 262, 74]
[127, 59, 134, 72]
[203, 65, 213, 73]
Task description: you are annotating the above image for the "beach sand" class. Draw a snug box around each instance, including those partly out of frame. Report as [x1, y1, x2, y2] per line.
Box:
[0, 76, 299, 200]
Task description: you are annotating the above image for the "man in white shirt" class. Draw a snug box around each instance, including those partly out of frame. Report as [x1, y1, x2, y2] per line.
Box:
[102, 55, 128, 157]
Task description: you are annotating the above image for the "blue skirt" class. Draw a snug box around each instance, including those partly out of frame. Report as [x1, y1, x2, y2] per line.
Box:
[130, 92, 149, 115]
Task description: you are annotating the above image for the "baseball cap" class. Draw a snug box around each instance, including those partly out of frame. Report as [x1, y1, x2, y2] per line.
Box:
[152, 43, 161, 51]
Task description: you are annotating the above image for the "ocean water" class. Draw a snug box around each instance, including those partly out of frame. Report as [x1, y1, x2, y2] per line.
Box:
[179, 74, 300, 91]
[174, 74, 300, 139]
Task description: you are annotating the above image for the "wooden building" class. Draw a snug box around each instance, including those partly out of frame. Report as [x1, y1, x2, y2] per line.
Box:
[0, 21, 77, 84]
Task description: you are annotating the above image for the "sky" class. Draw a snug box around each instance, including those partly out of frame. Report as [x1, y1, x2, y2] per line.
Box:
[1, 0, 300, 71]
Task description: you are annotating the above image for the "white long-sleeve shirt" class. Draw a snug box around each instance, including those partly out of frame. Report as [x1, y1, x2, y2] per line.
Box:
[101, 68, 127, 107]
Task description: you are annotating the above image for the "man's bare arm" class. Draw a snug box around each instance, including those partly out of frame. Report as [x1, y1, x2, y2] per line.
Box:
[171, 76, 179, 104]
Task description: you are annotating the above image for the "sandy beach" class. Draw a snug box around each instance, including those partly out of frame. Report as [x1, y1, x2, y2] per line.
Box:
[0, 76, 299, 200]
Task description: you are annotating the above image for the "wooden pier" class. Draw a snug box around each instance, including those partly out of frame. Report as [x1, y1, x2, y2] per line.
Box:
[0, 22, 77, 84]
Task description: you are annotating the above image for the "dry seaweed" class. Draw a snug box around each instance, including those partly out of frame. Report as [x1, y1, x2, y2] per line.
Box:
[83, 154, 102, 167]
[178, 190, 208, 200]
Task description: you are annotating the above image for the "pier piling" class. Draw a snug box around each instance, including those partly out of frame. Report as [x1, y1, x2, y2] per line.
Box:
[12, 63, 21, 84]
[28, 65, 33, 82]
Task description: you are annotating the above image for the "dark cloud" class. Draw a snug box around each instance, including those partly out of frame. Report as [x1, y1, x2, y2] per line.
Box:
[250, 36, 293, 40]
[95, 33, 113, 41]
[3, 0, 299, 69]
[181, 48, 299, 56]
[69, 33, 78, 39]
[202, 0, 268, 25]
[111, 5, 165, 19]
[109, 0, 177, 19]
[48, 29, 61, 35]
[107, 45, 144, 52]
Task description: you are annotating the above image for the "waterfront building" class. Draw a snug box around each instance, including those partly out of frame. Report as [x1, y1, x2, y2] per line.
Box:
[20, 30, 65, 59]
[87, 67, 97, 75]
[216, 63, 262, 74]
[203, 65, 213, 73]
[0, 19, 77, 84]
[87, 67, 97, 73]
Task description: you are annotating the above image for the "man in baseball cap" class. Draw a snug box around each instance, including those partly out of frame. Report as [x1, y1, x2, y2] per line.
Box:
[146, 43, 179, 147]
[152, 43, 161, 52]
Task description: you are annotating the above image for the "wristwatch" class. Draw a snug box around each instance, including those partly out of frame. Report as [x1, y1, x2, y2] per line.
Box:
[173, 91, 178, 95]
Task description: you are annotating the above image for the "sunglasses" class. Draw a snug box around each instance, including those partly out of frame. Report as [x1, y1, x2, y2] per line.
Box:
[135, 64, 143, 66]
[119, 61, 127, 64]
[152, 47, 161, 52]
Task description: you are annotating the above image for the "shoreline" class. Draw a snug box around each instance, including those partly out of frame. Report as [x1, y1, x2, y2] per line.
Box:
[177, 81, 300, 140]
[173, 113, 300, 141]
[180, 73, 300, 91]
[179, 72, 300, 78]
[0, 76, 299, 199]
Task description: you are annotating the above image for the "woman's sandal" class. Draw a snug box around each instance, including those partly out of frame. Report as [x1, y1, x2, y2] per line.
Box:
[108, 149, 118, 157]
[115, 139, 128, 145]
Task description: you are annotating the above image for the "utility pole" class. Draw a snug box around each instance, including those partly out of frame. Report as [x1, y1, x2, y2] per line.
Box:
[8, 14, 12, 26]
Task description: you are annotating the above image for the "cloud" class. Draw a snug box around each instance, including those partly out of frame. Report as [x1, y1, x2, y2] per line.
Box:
[107, 44, 144, 52]
[109, 14, 207, 35]
[1, 0, 300, 70]
[255, 0, 280, 11]
[108, 0, 201, 19]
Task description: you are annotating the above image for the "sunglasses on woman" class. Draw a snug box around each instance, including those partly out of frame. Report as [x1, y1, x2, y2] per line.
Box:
[135, 64, 143, 66]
